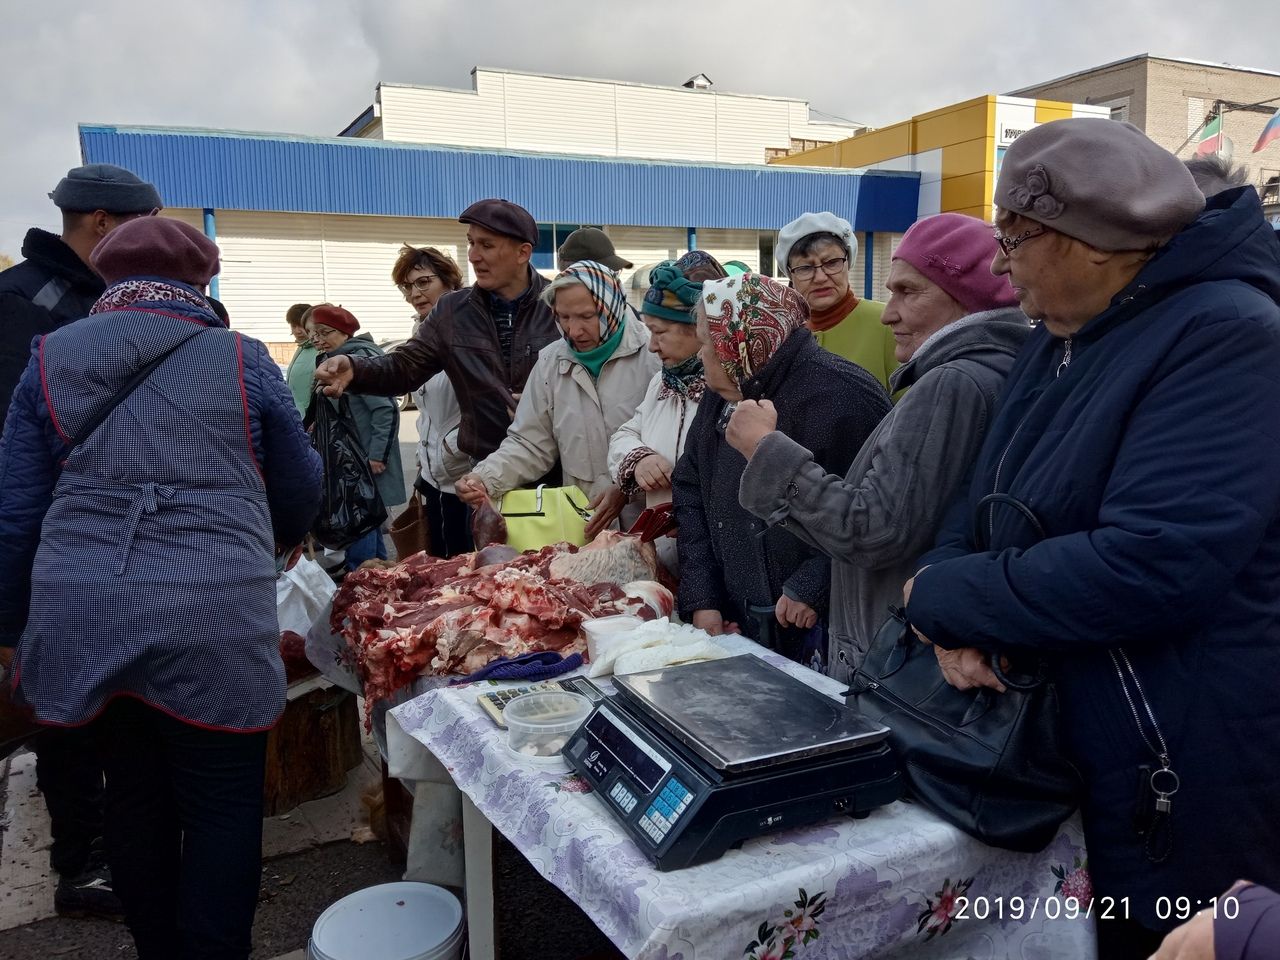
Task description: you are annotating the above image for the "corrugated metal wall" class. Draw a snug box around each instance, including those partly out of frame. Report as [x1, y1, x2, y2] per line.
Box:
[82, 125, 919, 234]
[191, 209, 468, 347]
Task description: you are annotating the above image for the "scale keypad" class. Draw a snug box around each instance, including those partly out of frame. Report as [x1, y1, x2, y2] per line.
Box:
[608, 781, 639, 814]
[637, 777, 694, 845]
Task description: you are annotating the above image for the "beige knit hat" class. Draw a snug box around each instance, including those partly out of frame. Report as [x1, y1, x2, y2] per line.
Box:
[995, 119, 1204, 251]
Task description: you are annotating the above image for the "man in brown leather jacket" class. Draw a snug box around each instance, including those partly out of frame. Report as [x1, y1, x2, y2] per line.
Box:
[315, 199, 558, 463]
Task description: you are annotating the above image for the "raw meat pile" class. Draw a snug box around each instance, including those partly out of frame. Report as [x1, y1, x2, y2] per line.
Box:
[331, 538, 674, 712]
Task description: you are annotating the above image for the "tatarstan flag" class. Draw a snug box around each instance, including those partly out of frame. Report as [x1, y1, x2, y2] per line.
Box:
[1253, 107, 1280, 153]
[1195, 115, 1224, 156]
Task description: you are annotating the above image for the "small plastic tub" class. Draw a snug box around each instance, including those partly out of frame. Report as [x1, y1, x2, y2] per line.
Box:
[581, 614, 645, 662]
[504, 691, 592, 763]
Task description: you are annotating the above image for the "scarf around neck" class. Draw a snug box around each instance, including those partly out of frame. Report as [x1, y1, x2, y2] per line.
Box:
[572, 324, 625, 378]
[806, 287, 859, 332]
[658, 353, 706, 402]
[91, 278, 212, 317]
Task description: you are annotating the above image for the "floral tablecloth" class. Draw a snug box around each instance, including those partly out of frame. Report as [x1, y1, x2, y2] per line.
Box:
[387, 638, 1097, 960]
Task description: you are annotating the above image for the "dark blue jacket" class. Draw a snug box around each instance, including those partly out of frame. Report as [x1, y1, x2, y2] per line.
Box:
[0, 288, 322, 655]
[908, 187, 1280, 929]
[674, 330, 890, 636]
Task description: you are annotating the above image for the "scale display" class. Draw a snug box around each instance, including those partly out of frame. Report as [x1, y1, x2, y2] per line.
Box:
[564, 656, 903, 870]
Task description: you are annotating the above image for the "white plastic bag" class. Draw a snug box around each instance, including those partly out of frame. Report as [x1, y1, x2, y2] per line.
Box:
[276, 556, 337, 637]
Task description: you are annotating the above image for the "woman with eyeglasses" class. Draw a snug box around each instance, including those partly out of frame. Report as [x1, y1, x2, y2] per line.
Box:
[306, 304, 405, 569]
[391, 244, 471, 557]
[776, 212, 899, 394]
[901, 119, 1280, 957]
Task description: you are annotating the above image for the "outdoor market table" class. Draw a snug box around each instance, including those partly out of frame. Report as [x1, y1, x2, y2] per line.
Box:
[386, 638, 1098, 960]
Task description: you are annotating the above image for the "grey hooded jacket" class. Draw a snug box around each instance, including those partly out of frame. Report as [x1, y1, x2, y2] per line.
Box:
[739, 308, 1030, 684]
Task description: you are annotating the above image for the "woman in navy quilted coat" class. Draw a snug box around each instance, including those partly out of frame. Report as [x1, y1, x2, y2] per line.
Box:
[905, 120, 1280, 959]
[0, 217, 321, 960]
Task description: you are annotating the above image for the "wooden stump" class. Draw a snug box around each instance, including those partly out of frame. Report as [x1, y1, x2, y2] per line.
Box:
[262, 679, 363, 817]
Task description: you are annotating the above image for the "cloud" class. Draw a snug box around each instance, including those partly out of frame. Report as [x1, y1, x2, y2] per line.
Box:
[2, 0, 1276, 256]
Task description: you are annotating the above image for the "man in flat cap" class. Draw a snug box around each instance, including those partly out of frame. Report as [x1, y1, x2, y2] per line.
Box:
[0, 162, 159, 921]
[0, 164, 162, 425]
[316, 198, 560, 468]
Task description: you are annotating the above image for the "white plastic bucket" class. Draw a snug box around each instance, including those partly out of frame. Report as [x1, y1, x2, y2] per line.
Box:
[308, 881, 463, 960]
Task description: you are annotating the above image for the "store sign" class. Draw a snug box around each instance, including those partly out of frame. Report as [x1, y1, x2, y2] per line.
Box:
[998, 123, 1037, 146]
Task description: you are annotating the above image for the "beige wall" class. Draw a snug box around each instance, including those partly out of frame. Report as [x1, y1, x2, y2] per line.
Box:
[1014, 57, 1280, 205]
[369, 69, 862, 165]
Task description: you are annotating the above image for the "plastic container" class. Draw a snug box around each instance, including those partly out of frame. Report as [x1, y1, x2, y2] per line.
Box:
[581, 614, 644, 663]
[504, 690, 592, 763]
[307, 881, 463, 960]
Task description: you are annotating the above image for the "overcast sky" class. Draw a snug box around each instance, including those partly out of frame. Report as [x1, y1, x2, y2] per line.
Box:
[1, 0, 1276, 258]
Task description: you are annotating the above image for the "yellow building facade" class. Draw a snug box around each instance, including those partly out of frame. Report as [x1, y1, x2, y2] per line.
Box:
[772, 95, 1111, 222]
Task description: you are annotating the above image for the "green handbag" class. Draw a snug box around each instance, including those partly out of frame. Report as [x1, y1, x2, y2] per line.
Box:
[498, 484, 591, 551]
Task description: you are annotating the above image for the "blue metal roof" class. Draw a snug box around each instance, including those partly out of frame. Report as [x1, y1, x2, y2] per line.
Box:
[79, 124, 919, 233]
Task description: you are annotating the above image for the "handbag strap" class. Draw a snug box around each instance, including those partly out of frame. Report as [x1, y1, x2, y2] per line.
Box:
[69, 329, 206, 447]
[972, 492, 1046, 552]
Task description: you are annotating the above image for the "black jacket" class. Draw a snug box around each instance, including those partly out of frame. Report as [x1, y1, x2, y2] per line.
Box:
[0, 229, 104, 427]
[348, 269, 559, 461]
[674, 329, 891, 637]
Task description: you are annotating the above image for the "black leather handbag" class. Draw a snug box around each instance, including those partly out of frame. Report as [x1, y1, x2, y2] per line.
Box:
[845, 494, 1082, 852]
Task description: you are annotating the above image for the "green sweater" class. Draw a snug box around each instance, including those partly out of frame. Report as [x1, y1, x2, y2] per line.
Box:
[286, 342, 318, 416]
[811, 298, 899, 395]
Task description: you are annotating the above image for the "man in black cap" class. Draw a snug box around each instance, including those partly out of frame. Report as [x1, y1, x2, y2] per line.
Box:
[0, 163, 162, 425]
[0, 162, 158, 921]
[315, 198, 561, 466]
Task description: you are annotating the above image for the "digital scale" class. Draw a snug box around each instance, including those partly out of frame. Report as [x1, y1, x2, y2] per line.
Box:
[563, 655, 903, 871]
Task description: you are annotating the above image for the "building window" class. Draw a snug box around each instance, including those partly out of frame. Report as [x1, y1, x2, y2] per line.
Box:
[1261, 171, 1280, 207]
[1096, 96, 1130, 123]
[532, 224, 588, 271]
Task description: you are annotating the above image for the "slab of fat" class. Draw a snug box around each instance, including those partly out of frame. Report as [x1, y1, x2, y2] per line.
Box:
[586, 617, 709, 678]
[611, 640, 730, 677]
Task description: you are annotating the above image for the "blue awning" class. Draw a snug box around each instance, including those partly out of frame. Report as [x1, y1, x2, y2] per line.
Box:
[80, 124, 919, 233]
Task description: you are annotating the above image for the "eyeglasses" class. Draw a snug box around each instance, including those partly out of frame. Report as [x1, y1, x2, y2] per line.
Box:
[994, 228, 1047, 256]
[789, 257, 848, 282]
[397, 275, 438, 295]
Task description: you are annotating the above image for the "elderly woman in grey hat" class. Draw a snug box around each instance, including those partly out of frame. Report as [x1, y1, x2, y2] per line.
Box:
[900, 118, 1280, 958]
[776, 211, 898, 392]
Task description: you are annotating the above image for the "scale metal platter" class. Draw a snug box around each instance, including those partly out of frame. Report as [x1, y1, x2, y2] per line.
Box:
[612, 654, 888, 774]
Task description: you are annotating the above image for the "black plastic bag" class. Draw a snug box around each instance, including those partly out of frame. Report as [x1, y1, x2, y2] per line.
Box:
[309, 394, 388, 549]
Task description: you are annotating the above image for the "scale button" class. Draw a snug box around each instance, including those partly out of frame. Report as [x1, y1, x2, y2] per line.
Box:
[682, 791, 693, 805]
[624, 798, 637, 813]
[676, 800, 688, 814]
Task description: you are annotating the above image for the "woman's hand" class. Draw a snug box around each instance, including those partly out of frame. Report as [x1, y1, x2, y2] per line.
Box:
[726, 399, 778, 460]
[932, 645, 1006, 693]
[585, 484, 627, 540]
[314, 355, 354, 397]
[776, 595, 817, 630]
[634, 454, 674, 492]
[368, 460, 386, 476]
[455, 473, 490, 507]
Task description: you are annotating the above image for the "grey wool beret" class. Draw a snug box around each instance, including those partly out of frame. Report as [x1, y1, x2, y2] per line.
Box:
[995, 119, 1204, 251]
[49, 164, 162, 214]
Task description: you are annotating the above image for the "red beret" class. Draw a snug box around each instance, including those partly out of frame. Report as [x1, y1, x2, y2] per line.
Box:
[309, 305, 360, 336]
[91, 217, 220, 287]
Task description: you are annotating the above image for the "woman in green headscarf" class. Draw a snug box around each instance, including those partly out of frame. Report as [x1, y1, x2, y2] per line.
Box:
[607, 250, 727, 571]
[456, 261, 659, 539]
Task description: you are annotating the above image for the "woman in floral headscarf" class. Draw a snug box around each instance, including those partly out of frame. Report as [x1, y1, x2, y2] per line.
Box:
[672, 274, 890, 666]
[607, 250, 727, 571]
[456, 260, 659, 539]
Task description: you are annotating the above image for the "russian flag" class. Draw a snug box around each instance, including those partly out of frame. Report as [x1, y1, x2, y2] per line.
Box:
[1254, 107, 1280, 153]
